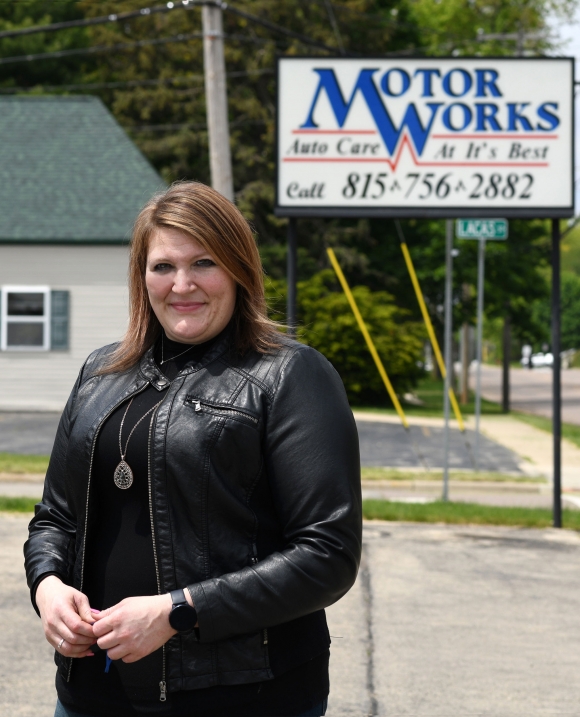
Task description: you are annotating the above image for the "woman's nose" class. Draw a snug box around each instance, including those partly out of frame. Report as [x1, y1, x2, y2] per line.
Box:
[173, 270, 197, 293]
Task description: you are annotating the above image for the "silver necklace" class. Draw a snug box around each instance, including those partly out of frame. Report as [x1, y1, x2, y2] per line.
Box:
[160, 334, 197, 365]
[113, 397, 163, 489]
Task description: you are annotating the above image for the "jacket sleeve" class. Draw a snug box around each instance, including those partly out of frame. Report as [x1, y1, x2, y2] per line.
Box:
[23, 355, 97, 614]
[188, 346, 362, 642]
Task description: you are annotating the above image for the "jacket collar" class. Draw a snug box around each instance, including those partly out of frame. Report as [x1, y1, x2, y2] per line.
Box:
[138, 323, 235, 390]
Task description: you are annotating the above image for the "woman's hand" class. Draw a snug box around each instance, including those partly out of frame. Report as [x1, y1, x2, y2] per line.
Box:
[92, 594, 176, 663]
[35, 575, 96, 658]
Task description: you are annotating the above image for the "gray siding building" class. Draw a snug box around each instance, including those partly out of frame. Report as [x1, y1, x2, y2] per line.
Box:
[0, 96, 165, 410]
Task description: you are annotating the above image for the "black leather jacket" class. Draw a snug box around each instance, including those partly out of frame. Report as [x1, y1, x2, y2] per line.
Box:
[24, 331, 362, 696]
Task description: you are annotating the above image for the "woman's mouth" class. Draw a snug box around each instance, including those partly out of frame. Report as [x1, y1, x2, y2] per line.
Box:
[170, 302, 205, 312]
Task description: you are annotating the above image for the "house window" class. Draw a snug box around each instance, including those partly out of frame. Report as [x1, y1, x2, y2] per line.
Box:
[1, 286, 51, 350]
[0, 287, 70, 352]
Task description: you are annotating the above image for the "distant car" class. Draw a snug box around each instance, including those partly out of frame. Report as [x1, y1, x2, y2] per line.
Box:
[521, 350, 576, 369]
[521, 352, 552, 368]
[530, 352, 553, 368]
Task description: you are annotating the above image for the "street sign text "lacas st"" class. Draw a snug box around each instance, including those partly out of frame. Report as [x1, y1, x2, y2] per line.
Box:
[455, 219, 508, 240]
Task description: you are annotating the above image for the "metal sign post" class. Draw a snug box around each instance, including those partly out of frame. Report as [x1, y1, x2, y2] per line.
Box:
[475, 236, 486, 469]
[456, 219, 508, 470]
[442, 220, 454, 500]
[552, 219, 562, 528]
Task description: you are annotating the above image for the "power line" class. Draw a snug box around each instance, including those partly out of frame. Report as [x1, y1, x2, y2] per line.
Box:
[0, 68, 273, 94]
[0, 0, 549, 59]
[126, 117, 267, 131]
[0, 1, 200, 39]
[322, 0, 345, 55]
[0, 0, 343, 54]
[220, 4, 346, 54]
[0, 30, 273, 66]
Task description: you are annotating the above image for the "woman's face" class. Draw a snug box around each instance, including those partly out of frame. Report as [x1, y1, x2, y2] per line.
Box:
[145, 227, 237, 344]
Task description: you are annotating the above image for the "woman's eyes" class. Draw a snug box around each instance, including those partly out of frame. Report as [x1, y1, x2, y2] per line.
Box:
[151, 259, 215, 271]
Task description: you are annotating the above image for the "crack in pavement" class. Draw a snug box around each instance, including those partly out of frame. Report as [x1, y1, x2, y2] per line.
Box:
[360, 541, 378, 717]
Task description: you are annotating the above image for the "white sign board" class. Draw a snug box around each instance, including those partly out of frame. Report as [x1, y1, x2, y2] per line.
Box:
[275, 57, 574, 218]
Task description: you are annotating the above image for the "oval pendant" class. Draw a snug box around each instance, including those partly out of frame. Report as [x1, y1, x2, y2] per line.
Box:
[114, 460, 134, 489]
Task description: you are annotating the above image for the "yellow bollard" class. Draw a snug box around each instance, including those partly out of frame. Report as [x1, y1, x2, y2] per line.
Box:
[398, 238, 466, 432]
[326, 247, 409, 430]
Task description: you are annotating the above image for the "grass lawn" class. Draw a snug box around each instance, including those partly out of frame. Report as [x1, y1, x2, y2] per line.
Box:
[352, 375, 503, 418]
[0, 452, 49, 474]
[512, 413, 580, 450]
[361, 467, 544, 483]
[0, 494, 571, 531]
[0, 496, 39, 512]
[363, 499, 579, 529]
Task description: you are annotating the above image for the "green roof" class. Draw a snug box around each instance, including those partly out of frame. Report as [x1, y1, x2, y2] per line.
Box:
[0, 96, 165, 243]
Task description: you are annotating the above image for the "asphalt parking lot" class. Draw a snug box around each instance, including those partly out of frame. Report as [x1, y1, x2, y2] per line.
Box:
[3, 516, 580, 716]
[0, 411, 523, 473]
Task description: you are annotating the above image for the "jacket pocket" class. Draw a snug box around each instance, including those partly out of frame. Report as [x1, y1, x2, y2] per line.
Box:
[185, 397, 259, 428]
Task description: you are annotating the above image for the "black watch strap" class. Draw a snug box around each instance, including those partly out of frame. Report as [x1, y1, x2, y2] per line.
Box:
[169, 588, 198, 632]
[170, 588, 188, 606]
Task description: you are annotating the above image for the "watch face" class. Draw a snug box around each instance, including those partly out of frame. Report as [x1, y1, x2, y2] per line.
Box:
[170, 603, 197, 632]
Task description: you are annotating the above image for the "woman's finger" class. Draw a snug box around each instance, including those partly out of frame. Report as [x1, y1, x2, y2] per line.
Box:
[101, 644, 129, 662]
[49, 616, 94, 646]
[60, 610, 95, 639]
[72, 591, 96, 626]
[96, 633, 121, 652]
[54, 637, 94, 658]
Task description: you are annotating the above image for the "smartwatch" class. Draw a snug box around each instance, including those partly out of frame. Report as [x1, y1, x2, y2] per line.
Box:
[168, 588, 198, 632]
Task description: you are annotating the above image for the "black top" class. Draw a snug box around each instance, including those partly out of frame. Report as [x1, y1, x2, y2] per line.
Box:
[56, 331, 329, 716]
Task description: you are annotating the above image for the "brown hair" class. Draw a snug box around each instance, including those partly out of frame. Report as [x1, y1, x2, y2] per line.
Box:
[101, 181, 282, 374]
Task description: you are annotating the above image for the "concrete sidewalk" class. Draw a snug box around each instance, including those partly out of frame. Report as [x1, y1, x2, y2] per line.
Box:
[4, 515, 580, 716]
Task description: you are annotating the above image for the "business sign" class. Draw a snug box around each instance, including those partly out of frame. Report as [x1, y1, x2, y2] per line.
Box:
[456, 218, 508, 239]
[275, 57, 574, 219]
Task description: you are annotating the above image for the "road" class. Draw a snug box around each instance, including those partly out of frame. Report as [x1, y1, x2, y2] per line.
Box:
[473, 364, 580, 425]
[4, 515, 580, 716]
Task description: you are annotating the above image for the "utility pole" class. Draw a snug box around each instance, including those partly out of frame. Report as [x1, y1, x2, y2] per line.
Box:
[202, 3, 234, 201]
[287, 219, 298, 337]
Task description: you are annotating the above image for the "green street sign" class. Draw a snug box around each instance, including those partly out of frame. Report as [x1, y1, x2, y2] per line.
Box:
[455, 219, 508, 240]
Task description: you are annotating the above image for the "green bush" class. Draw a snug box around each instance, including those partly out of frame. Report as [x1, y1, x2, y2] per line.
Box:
[266, 271, 425, 406]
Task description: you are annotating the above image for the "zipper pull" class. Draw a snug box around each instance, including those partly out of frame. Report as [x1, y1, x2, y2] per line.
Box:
[263, 628, 269, 645]
[193, 400, 202, 412]
[159, 681, 167, 702]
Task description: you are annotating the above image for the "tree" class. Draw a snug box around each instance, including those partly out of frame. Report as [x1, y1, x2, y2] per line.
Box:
[267, 270, 425, 405]
[0, 0, 568, 401]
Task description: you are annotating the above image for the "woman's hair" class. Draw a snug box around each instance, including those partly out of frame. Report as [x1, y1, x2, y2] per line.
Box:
[101, 181, 282, 374]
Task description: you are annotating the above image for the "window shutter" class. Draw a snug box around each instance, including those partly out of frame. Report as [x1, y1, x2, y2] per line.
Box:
[50, 290, 70, 351]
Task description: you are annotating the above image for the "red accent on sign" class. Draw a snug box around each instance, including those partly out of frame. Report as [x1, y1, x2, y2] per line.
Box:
[284, 134, 549, 170]
[431, 134, 559, 140]
[292, 129, 377, 134]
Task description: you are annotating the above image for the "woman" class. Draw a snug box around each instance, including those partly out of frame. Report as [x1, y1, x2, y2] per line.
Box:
[24, 181, 361, 717]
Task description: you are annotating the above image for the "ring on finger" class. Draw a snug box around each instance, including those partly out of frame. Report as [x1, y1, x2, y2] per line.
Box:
[57, 637, 65, 651]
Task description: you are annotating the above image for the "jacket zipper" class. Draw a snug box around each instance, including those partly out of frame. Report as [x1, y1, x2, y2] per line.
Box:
[189, 399, 258, 424]
[66, 382, 150, 683]
[147, 404, 167, 702]
[251, 552, 269, 647]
